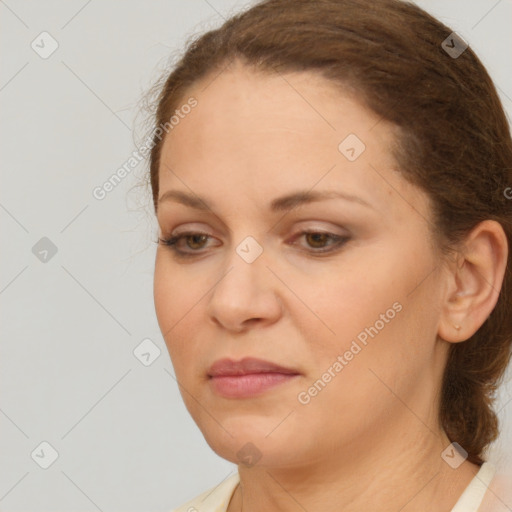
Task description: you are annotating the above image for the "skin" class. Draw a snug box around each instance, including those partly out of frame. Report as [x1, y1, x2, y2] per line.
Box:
[153, 60, 508, 511]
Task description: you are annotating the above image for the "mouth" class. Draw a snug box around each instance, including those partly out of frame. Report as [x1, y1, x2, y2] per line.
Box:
[207, 357, 301, 398]
[208, 356, 299, 377]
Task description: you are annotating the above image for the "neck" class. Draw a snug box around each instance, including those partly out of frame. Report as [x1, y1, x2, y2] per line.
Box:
[228, 419, 480, 512]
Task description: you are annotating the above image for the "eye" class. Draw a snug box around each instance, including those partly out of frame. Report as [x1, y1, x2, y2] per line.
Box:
[157, 229, 349, 258]
[157, 231, 214, 257]
[292, 230, 350, 253]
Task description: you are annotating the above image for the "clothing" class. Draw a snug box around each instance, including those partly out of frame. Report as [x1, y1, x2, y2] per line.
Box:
[171, 462, 496, 512]
[451, 463, 496, 512]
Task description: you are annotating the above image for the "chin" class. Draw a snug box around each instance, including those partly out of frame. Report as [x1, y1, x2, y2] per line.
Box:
[199, 418, 293, 466]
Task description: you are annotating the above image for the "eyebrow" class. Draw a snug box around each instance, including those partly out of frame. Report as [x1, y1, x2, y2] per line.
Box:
[158, 189, 374, 213]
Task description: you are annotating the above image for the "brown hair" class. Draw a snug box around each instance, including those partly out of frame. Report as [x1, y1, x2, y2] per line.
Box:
[148, 0, 512, 465]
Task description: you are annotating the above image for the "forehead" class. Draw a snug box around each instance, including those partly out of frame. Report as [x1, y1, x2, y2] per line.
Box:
[164, 62, 382, 152]
[157, 62, 424, 221]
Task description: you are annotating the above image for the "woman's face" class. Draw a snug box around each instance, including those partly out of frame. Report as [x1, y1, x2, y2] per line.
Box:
[154, 61, 450, 468]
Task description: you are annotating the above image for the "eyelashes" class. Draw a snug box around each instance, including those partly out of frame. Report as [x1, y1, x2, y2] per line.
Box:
[158, 232, 212, 256]
[156, 230, 350, 258]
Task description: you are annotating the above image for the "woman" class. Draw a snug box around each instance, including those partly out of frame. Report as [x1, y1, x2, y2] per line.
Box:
[148, 0, 512, 510]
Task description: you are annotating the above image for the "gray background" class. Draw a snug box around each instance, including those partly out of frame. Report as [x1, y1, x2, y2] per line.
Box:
[1, 1, 511, 511]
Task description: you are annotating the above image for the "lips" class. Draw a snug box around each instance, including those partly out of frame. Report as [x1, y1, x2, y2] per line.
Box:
[208, 357, 299, 377]
[207, 357, 301, 398]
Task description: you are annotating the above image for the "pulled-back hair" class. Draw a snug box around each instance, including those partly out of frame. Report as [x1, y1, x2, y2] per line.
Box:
[148, 0, 512, 465]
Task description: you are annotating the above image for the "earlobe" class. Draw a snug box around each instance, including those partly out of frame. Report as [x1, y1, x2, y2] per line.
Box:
[437, 220, 508, 344]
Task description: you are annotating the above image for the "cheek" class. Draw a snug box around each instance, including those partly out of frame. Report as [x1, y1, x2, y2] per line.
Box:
[153, 256, 198, 361]
[153, 254, 219, 390]
[153, 257, 175, 332]
[154, 253, 200, 326]
[290, 258, 400, 348]
[292, 243, 436, 376]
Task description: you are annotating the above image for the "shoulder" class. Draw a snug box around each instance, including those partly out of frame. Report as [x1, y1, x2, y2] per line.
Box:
[170, 472, 240, 512]
[477, 464, 512, 512]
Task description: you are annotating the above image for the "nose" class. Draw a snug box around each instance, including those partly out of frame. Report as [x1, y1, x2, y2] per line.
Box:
[206, 241, 283, 332]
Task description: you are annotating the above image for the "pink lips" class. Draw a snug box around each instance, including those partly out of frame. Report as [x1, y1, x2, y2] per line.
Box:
[208, 357, 300, 398]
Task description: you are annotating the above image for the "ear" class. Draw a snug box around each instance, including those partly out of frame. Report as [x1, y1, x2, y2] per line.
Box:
[438, 220, 508, 343]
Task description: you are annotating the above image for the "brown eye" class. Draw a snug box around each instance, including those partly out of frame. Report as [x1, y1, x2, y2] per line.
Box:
[158, 231, 215, 257]
[294, 231, 350, 254]
[158, 229, 349, 259]
[305, 232, 331, 248]
[185, 234, 209, 250]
